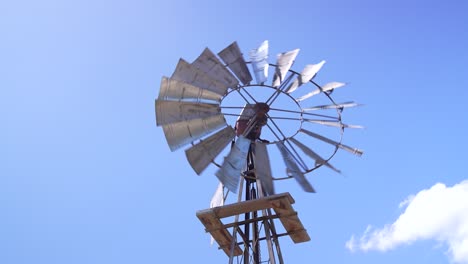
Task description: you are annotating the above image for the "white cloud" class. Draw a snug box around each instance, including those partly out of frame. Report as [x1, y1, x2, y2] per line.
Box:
[346, 180, 468, 263]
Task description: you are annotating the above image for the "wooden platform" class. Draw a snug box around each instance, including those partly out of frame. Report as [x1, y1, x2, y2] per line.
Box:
[196, 192, 310, 256]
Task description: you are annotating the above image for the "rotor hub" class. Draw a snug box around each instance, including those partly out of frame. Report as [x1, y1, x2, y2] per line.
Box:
[235, 102, 270, 140]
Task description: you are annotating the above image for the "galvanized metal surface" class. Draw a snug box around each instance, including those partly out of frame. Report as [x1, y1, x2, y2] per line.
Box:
[249, 40, 269, 84]
[286, 60, 326, 93]
[156, 39, 362, 195]
[155, 100, 220, 126]
[218, 42, 252, 85]
[253, 142, 274, 196]
[215, 136, 251, 193]
[272, 49, 299, 88]
[296, 81, 346, 102]
[276, 142, 315, 193]
[290, 137, 341, 173]
[162, 114, 226, 151]
[192, 48, 239, 88]
[158, 76, 222, 102]
[300, 128, 363, 156]
[171, 59, 229, 97]
[185, 126, 236, 174]
[303, 101, 360, 111]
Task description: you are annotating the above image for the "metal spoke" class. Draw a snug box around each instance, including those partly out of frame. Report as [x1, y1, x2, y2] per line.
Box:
[235, 88, 254, 105]
[269, 107, 339, 120]
[266, 72, 295, 106]
[239, 87, 257, 104]
[267, 116, 303, 121]
[265, 114, 308, 171]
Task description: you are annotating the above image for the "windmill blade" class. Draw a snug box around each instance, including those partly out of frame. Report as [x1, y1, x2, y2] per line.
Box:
[171, 59, 228, 97]
[303, 101, 361, 111]
[272, 49, 300, 87]
[296, 82, 346, 102]
[215, 136, 251, 193]
[155, 100, 220, 126]
[253, 142, 274, 196]
[158, 76, 222, 102]
[304, 119, 364, 129]
[218, 42, 253, 85]
[276, 142, 315, 193]
[321, 81, 347, 92]
[249, 40, 269, 84]
[162, 115, 227, 151]
[286, 61, 326, 94]
[185, 126, 236, 175]
[192, 48, 239, 88]
[290, 138, 341, 173]
[300, 128, 363, 156]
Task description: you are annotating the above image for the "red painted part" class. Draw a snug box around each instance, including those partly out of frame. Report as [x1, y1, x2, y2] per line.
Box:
[235, 120, 263, 139]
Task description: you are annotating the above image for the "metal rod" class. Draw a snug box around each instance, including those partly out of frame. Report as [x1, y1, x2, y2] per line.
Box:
[235, 88, 254, 105]
[228, 177, 244, 264]
[251, 186, 260, 264]
[266, 71, 295, 105]
[241, 87, 258, 104]
[266, 114, 308, 171]
[233, 231, 294, 246]
[243, 172, 251, 264]
[220, 106, 249, 109]
[269, 107, 339, 119]
[266, 208, 284, 264]
[256, 181, 276, 264]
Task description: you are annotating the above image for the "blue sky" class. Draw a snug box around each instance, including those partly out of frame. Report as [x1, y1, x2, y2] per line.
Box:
[2, 0, 468, 263]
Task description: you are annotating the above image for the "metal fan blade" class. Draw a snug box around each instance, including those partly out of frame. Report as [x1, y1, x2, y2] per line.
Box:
[272, 49, 300, 87]
[162, 114, 227, 151]
[304, 119, 364, 129]
[185, 126, 236, 175]
[276, 142, 315, 193]
[192, 48, 239, 88]
[296, 81, 346, 102]
[295, 89, 320, 102]
[218, 42, 252, 85]
[155, 100, 220, 126]
[249, 40, 269, 84]
[253, 142, 274, 196]
[300, 128, 363, 156]
[215, 136, 251, 193]
[171, 59, 228, 97]
[286, 60, 326, 94]
[290, 138, 341, 173]
[303, 101, 361, 111]
[322, 81, 346, 92]
[158, 76, 222, 102]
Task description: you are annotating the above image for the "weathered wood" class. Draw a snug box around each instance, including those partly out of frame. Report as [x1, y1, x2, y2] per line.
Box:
[271, 196, 310, 243]
[196, 192, 310, 256]
[196, 210, 243, 256]
[207, 193, 294, 218]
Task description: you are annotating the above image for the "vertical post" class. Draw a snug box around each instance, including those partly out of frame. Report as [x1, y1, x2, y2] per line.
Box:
[243, 178, 251, 264]
[251, 186, 260, 264]
[228, 179, 244, 264]
[257, 181, 276, 264]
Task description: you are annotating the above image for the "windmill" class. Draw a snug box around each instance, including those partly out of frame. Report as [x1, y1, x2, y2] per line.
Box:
[155, 40, 363, 263]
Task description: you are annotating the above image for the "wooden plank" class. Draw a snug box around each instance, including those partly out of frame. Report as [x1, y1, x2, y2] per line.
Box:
[271, 199, 311, 243]
[196, 210, 243, 256]
[196, 191, 310, 257]
[209, 193, 294, 218]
